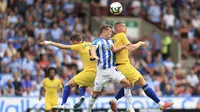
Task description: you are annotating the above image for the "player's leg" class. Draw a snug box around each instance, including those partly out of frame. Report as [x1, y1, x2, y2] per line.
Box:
[45, 101, 52, 112]
[61, 78, 78, 105]
[109, 64, 139, 112]
[73, 86, 86, 108]
[110, 68, 134, 112]
[74, 71, 96, 108]
[87, 91, 101, 112]
[135, 77, 173, 110]
[87, 69, 109, 112]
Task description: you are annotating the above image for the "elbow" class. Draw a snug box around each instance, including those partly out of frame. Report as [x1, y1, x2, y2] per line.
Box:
[112, 49, 117, 53]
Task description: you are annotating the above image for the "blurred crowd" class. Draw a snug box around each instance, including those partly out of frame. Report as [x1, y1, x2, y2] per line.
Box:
[0, 0, 200, 98]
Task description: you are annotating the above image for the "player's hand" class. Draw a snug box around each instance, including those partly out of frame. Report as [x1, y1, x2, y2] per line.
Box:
[139, 41, 148, 48]
[40, 41, 52, 45]
[92, 56, 99, 60]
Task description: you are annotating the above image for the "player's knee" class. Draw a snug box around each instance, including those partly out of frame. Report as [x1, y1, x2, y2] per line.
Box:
[120, 79, 130, 88]
[124, 81, 130, 88]
[92, 92, 99, 98]
[66, 80, 76, 88]
[136, 77, 147, 87]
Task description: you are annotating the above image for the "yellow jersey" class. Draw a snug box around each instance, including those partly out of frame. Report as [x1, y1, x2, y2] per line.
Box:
[112, 33, 131, 64]
[71, 41, 97, 72]
[42, 77, 62, 100]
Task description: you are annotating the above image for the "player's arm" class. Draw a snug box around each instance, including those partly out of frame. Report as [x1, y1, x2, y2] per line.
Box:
[127, 41, 147, 51]
[112, 44, 129, 53]
[39, 87, 45, 100]
[91, 39, 100, 60]
[91, 46, 99, 60]
[40, 41, 72, 49]
[119, 33, 147, 51]
[39, 79, 46, 100]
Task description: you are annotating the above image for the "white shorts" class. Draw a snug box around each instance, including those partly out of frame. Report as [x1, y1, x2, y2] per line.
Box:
[93, 67, 125, 91]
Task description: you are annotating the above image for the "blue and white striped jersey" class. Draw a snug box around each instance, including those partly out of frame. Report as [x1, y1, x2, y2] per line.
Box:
[92, 38, 116, 69]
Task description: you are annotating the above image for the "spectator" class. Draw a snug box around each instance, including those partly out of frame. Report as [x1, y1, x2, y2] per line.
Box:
[192, 15, 200, 29]
[152, 30, 162, 52]
[50, 23, 63, 41]
[22, 53, 35, 73]
[34, 23, 48, 39]
[0, 0, 7, 13]
[22, 73, 33, 92]
[9, 55, 20, 73]
[147, 2, 161, 24]
[162, 34, 172, 59]
[13, 72, 23, 96]
[163, 84, 174, 96]
[0, 67, 12, 87]
[6, 42, 17, 57]
[163, 8, 175, 33]
[179, 22, 189, 58]
[38, 54, 50, 70]
[187, 68, 199, 87]
[3, 79, 14, 96]
[7, 10, 18, 24]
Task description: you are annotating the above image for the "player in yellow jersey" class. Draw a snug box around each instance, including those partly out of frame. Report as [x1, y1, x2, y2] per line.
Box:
[40, 33, 97, 109]
[39, 67, 63, 112]
[109, 22, 174, 111]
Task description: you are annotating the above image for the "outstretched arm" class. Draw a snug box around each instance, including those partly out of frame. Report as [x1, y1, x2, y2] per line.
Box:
[112, 43, 129, 53]
[127, 41, 148, 52]
[40, 41, 72, 49]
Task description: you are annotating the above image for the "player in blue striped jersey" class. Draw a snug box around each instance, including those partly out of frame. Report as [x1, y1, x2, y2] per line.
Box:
[87, 25, 134, 112]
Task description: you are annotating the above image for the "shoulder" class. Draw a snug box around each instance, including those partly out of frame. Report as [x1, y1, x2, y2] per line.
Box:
[83, 41, 92, 47]
[115, 33, 126, 37]
[55, 78, 61, 81]
[92, 38, 102, 44]
[43, 78, 48, 82]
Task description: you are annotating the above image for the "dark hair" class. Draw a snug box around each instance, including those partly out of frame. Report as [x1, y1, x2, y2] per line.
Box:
[70, 33, 82, 42]
[47, 67, 57, 74]
[99, 25, 112, 34]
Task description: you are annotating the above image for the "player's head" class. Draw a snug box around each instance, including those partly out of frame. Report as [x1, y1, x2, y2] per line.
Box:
[99, 25, 113, 39]
[70, 33, 82, 44]
[114, 22, 127, 33]
[47, 67, 57, 79]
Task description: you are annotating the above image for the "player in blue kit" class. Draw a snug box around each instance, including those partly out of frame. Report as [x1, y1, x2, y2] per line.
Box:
[87, 25, 134, 112]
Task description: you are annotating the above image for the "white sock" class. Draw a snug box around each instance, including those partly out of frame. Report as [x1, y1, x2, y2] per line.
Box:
[111, 98, 118, 103]
[158, 101, 165, 108]
[124, 87, 133, 108]
[87, 97, 96, 112]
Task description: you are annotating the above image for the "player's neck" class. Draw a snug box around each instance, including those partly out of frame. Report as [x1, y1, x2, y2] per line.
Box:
[117, 31, 125, 34]
[49, 77, 54, 80]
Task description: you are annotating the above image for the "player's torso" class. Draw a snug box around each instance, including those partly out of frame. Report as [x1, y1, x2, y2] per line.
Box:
[44, 78, 60, 98]
[78, 42, 97, 71]
[112, 34, 130, 64]
[96, 39, 115, 69]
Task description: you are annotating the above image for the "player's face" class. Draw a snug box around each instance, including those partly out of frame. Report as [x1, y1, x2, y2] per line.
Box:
[49, 69, 55, 78]
[105, 27, 113, 39]
[120, 23, 127, 33]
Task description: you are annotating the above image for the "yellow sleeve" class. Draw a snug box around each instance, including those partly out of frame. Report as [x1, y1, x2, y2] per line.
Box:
[58, 79, 62, 88]
[71, 44, 80, 52]
[120, 33, 131, 45]
[42, 79, 46, 88]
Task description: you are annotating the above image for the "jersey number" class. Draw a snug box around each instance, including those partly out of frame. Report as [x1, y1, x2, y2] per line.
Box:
[89, 50, 95, 61]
